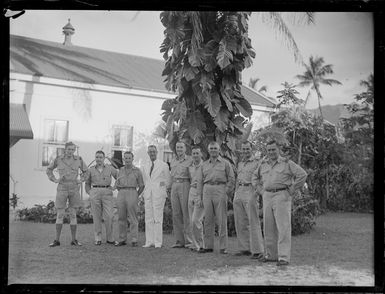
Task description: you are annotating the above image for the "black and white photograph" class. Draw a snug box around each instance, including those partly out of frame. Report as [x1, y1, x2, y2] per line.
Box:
[7, 8, 377, 288]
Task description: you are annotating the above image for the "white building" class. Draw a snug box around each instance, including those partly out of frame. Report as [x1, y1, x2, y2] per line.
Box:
[9, 21, 276, 207]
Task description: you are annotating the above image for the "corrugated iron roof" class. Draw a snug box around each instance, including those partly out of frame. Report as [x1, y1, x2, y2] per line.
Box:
[10, 103, 34, 139]
[10, 34, 276, 107]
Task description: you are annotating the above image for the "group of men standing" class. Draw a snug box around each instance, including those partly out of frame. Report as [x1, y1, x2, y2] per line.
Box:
[46, 139, 307, 266]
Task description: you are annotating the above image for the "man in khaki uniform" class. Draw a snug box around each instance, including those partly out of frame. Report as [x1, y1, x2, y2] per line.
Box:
[187, 146, 205, 252]
[252, 140, 307, 266]
[85, 150, 118, 245]
[196, 141, 235, 254]
[233, 142, 264, 259]
[46, 141, 88, 247]
[113, 151, 145, 247]
[170, 141, 193, 248]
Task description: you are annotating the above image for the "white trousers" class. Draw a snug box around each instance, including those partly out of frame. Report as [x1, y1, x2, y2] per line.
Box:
[144, 192, 166, 247]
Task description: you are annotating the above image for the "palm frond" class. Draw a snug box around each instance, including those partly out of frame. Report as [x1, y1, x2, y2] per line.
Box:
[322, 78, 342, 86]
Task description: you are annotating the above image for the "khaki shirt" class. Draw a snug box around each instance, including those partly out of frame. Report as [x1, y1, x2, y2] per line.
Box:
[85, 164, 118, 192]
[116, 165, 144, 189]
[170, 155, 193, 181]
[236, 156, 259, 190]
[251, 156, 307, 192]
[196, 156, 235, 197]
[188, 160, 203, 189]
[46, 155, 88, 183]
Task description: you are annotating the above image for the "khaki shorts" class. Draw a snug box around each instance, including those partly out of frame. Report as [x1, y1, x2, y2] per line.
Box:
[55, 183, 83, 209]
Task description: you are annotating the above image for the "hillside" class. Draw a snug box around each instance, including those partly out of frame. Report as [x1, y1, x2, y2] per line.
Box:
[308, 104, 351, 125]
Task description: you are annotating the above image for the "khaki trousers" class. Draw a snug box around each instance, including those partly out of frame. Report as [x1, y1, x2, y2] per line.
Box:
[89, 187, 114, 242]
[117, 188, 139, 243]
[203, 184, 228, 250]
[263, 190, 292, 262]
[188, 187, 204, 250]
[233, 186, 264, 254]
[171, 181, 192, 246]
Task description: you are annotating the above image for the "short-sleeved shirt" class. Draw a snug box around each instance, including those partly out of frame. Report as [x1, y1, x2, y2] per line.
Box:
[170, 155, 193, 180]
[85, 164, 117, 189]
[46, 155, 88, 183]
[236, 156, 259, 186]
[252, 156, 307, 191]
[116, 165, 144, 188]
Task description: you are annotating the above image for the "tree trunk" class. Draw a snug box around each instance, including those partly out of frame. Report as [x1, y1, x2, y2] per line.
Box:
[325, 167, 329, 209]
[314, 85, 324, 120]
[298, 140, 302, 165]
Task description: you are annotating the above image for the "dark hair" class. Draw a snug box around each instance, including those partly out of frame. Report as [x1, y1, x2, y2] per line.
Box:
[176, 141, 186, 147]
[266, 139, 279, 147]
[95, 150, 105, 157]
[123, 151, 134, 158]
[148, 145, 157, 151]
[208, 141, 219, 148]
[241, 141, 253, 148]
[65, 141, 76, 149]
[191, 145, 201, 151]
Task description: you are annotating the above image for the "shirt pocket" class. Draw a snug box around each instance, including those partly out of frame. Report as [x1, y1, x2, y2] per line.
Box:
[213, 164, 226, 180]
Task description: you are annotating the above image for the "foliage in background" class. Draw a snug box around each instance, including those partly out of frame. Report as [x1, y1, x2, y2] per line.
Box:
[160, 11, 256, 163]
[295, 56, 342, 119]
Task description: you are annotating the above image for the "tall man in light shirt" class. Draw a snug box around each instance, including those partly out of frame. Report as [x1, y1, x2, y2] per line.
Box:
[187, 146, 205, 252]
[233, 142, 264, 259]
[114, 151, 145, 247]
[252, 140, 307, 266]
[85, 150, 118, 245]
[196, 141, 235, 254]
[170, 141, 193, 248]
[46, 141, 88, 247]
[141, 145, 171, 248]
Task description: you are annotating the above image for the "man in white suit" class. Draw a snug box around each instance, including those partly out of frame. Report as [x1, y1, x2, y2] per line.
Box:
[141, 145, 171, 248]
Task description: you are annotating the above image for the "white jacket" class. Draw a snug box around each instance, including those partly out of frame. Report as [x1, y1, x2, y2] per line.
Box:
[142, 159, 171, 199]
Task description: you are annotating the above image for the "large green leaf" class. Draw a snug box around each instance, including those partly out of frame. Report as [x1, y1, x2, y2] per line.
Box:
[235, 97, 253, 118]
[186, 111, 206, 144]
[182, 65, 199, 81]
[214, 108, 230, 132]
[217, 40, 233, 69]
[205, 91, 222, 117]
[220, 88, 234, 112]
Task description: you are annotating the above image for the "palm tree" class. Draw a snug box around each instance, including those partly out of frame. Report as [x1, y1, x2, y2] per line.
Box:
[248, 78, 268, 93]
[295, 56, 342, 119]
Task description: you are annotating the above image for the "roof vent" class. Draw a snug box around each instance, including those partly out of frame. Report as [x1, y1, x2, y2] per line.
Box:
[62, 19, 75, 46]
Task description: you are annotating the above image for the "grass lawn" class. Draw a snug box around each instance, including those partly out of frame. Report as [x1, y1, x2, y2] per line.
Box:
[8, 212, 374, 286]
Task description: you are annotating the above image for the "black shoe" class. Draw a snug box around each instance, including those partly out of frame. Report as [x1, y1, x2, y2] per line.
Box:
[197, 248, 206, 253]
[234, 250, 251, 256]
[276, 260, 289, 266]
[94, 241, 102, 246]
[171, 243, 184, 248]
[106, 241, 115, 245]
[250, 253, 264, 260]
[49, 240, 60, 247]
[131, 241, 138, 247]
[70, 240, 82, 246]
[114, 241, 127, 246]
[219, 249, 228, 254]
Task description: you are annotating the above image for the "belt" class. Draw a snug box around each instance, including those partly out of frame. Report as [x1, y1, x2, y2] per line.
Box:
[173, 178, 190, 183]
[265, 187, 287, 193]
[118, 187, 137, 190]
[92, 185, 110, 188]
[238, 183, 252, 186]
[205, 181, 226, 185]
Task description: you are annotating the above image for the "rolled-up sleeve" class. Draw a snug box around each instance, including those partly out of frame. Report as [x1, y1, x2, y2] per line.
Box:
[289, 161, 307, 191]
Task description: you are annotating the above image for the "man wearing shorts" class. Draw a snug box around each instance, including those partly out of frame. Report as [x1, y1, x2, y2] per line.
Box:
[46, 141, 88, 247]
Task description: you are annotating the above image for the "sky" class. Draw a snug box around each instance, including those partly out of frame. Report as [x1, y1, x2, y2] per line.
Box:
[9, 11, 374, 110]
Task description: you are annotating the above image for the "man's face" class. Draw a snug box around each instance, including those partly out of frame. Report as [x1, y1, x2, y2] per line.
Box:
[176, 142, 186, 157]
[65, 145, 76, 157]
[191, 148, 202, 162]
[267, 143, 279, 161]
[123, 153, 133, 166]
[147, 147, 157, 161]
[95, 153, 105, 165]
[241, 143, 252, 160]
[208, 143, 220, 158]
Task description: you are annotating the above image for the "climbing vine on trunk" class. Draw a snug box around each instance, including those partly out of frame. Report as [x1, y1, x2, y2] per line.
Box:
[160, 11, 255, 162]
